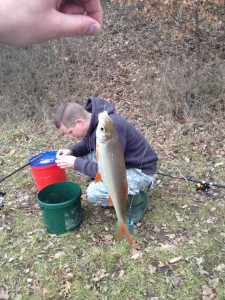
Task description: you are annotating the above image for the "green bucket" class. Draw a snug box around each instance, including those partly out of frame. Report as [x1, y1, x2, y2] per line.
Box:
[37, 181, 82, 234]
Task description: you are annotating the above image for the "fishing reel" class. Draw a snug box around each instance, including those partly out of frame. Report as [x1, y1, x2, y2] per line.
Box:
[0, 190, 6, 209]
[196, 182, 210, 192]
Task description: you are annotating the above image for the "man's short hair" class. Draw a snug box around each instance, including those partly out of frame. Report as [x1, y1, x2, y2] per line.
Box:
[54, 103, 87, 128]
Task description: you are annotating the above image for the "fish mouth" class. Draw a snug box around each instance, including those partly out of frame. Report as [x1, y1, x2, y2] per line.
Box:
[98, 111, 109, 124]
[98, 111, 108, 118]
[98, 111, 113, 124]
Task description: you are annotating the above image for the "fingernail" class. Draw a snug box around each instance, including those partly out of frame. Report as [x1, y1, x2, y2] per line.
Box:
[87, 23, 99, 35]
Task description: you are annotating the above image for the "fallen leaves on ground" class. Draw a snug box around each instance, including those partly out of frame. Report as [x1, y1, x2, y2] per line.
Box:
[0, 285, 9, 300]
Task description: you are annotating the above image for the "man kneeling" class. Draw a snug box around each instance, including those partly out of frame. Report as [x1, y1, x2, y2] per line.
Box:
[55, 96, 158, 223]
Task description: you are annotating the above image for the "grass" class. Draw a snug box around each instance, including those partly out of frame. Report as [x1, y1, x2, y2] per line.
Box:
[0, 121, 224, 300]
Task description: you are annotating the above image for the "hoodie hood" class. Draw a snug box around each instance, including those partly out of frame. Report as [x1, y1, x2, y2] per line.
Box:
[85, 96, 115, 133]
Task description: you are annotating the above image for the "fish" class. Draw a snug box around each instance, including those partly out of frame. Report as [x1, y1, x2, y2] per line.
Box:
[95, 111, 133, 248]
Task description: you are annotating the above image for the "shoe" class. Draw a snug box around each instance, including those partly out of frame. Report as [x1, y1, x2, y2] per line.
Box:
[126, 191, 150, 223]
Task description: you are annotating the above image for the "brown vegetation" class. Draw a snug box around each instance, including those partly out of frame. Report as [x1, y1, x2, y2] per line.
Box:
[0, 1, 224, 124]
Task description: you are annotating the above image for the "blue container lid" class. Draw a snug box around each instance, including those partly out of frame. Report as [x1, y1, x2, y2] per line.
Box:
[29, 151, 57, 167]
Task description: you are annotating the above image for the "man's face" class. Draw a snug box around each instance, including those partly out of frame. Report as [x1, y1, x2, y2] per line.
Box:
[59, 119, 88, 139]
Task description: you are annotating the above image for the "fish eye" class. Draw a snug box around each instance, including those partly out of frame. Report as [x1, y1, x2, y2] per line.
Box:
[100, 126, 104, 131]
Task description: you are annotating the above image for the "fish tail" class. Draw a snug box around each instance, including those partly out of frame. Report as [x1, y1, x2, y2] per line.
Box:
[118, 222, 133, 248]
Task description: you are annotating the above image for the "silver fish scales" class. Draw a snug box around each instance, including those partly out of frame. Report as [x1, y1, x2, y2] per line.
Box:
[95, 111, 133, 248]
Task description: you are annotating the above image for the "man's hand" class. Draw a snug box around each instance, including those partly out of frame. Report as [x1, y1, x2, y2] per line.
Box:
[56, 148, 72, 158]
[0, 0, 102, 46]
[56, 155, 76, 169]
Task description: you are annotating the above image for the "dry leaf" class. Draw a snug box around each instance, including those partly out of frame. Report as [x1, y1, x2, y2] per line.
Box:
[118, 270, 125, 278]
[159, 243, 177, 254]
[202, 285, 215, 298]
[215, 162, 223, 167]
[214, 263, 225, 272]
[131, 252, 143, 260]
[61, 281, 71, 295]
[171, 276, 180, 288]
[195, 256, 204, 266]
[42, 288, 51, 296]
[208, 277, 219, 288]
[91, 269, 108, 283]
[104, 235, 114, 245]
[0, 285, 9, 300]
[175, 214, 184, 222]
[53, 251, 65, 259]
[81, 194, 87, 201]
[198, 266, 209, 275]
[64, 273, 73, 282]
[169, 256, 183, 264]
[8, 148, 16, 156]
[158, 260, 167, 268]
[165, 234, 176, 239]
[132, 242, 141, 251]
[148, 264, 157, 274]
[8, 257, 14, 263]
[31, 280, 41, 291]
[84, 284, 91, 290]
[61, 264, 71, 276]
[104, 226, 109, 231]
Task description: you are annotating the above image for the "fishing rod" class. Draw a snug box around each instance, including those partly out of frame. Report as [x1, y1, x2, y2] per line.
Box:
[0, 153, 43, 209]
[2, 143, 225, 191]
[156, 172, 225, 191]
[0, 153, 43, 184]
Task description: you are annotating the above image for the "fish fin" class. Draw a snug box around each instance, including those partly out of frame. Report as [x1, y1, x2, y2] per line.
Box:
[124, 180, 128, 198]
[118, 222, 133, 248]
[95, 171, 102, 183]
[96, 145, 99, 161]
[107, 195, 113, 206]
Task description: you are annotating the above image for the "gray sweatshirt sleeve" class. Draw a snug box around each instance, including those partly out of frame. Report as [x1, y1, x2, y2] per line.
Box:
[74, 157, 98, 179]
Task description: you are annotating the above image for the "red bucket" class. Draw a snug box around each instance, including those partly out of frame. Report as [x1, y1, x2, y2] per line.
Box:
[29, 151, 67, 191]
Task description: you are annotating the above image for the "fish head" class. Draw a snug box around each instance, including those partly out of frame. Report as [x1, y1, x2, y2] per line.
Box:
[96, 111, 115, 143]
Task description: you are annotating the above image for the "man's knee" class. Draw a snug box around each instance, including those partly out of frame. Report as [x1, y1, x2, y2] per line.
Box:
[86, 182, 97, 202]
[86, 181, 108, 206]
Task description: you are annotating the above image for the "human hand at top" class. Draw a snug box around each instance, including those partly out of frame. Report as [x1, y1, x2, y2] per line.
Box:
[0, 0, 102, 46]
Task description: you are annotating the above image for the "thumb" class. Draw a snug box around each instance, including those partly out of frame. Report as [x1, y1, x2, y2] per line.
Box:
[50, 13, 101, 37]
